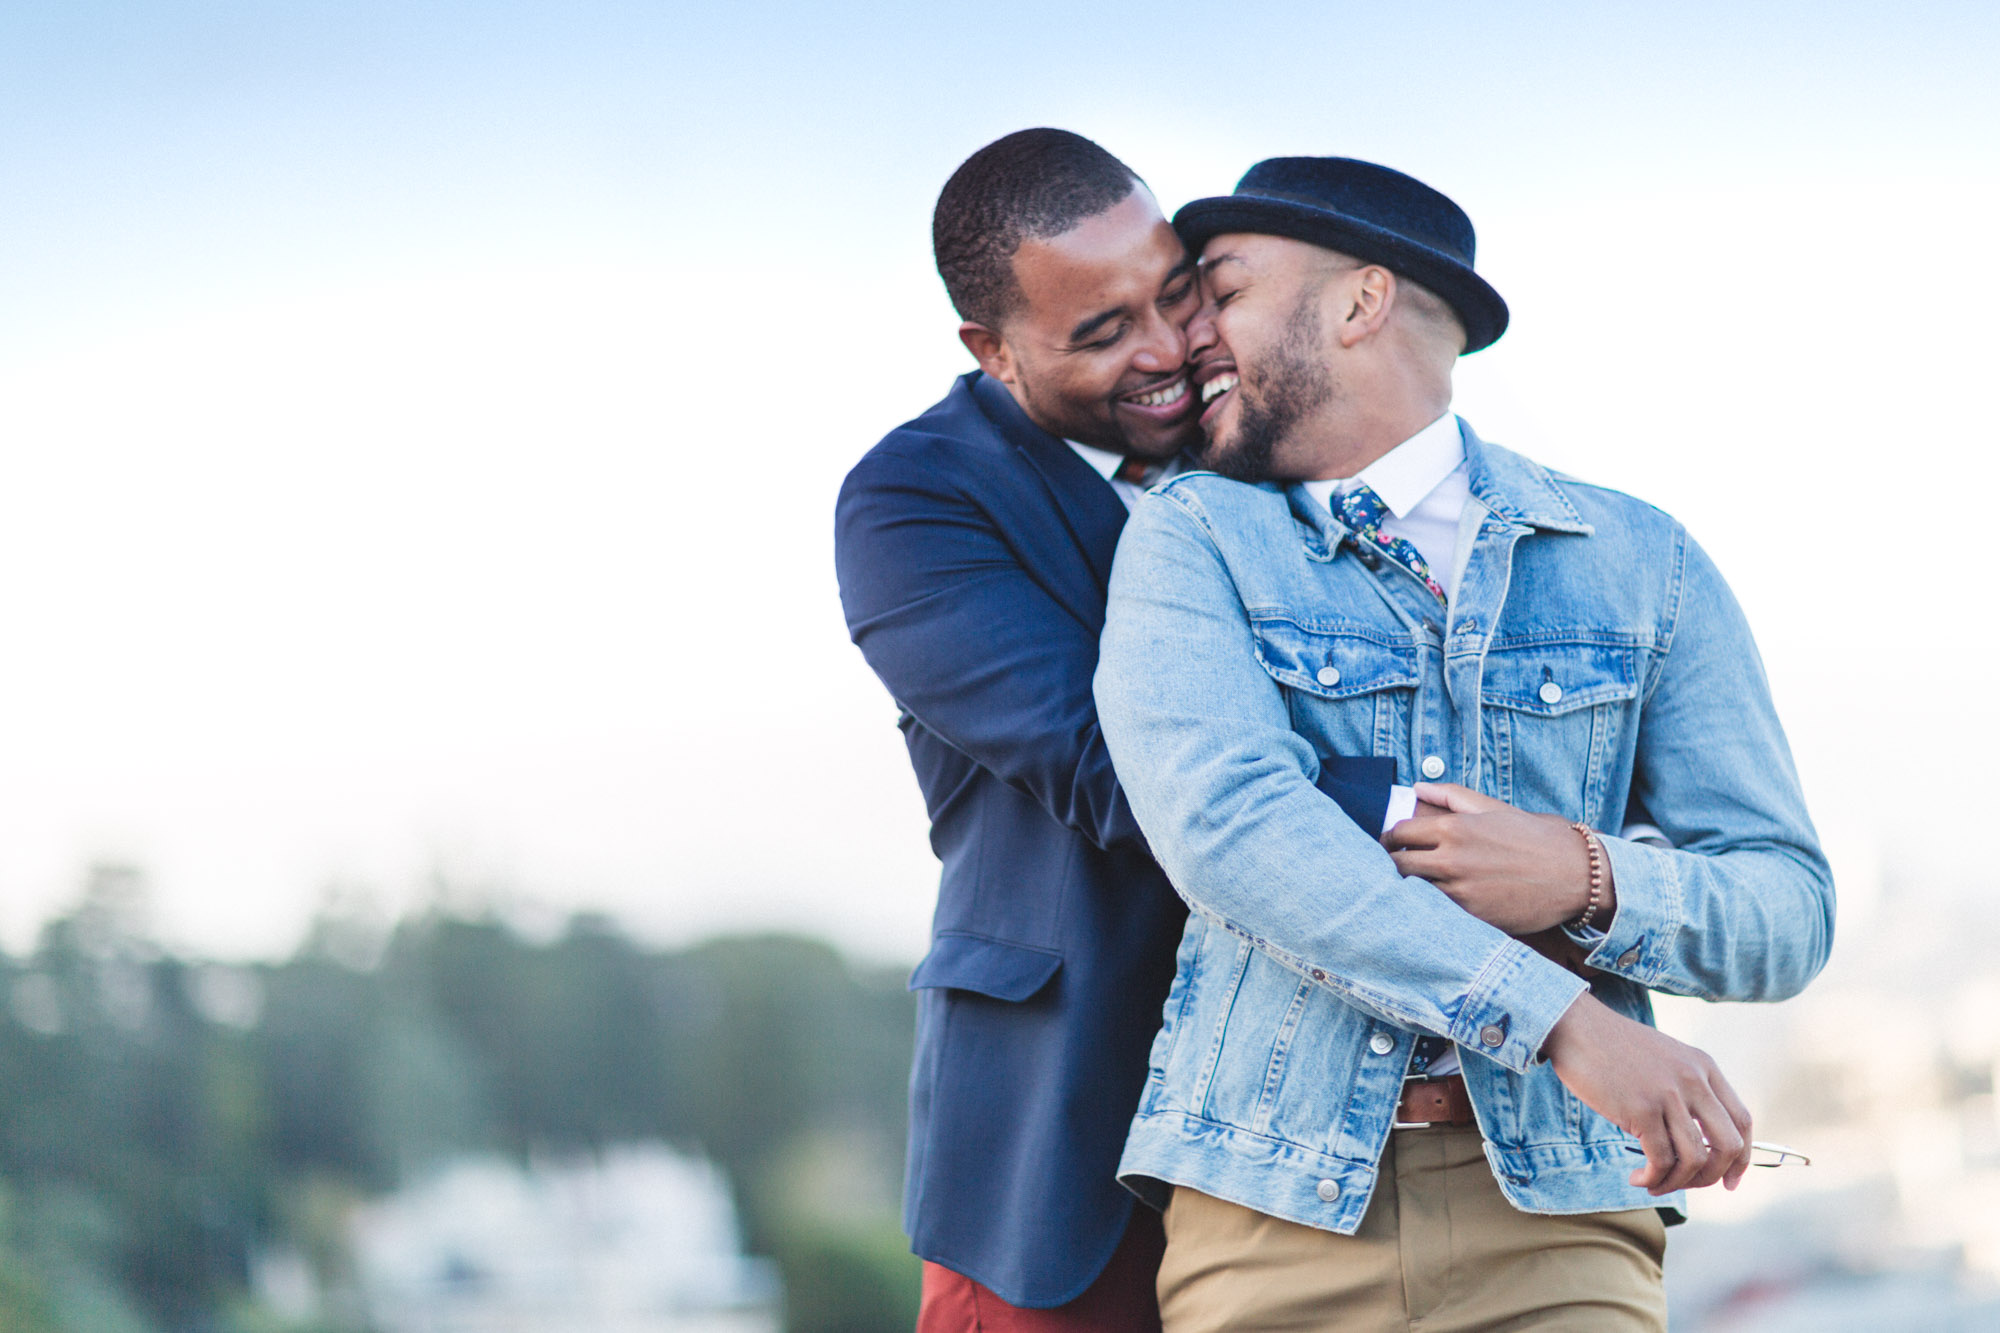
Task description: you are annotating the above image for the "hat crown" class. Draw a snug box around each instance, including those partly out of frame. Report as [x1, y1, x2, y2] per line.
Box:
[1233, 157, 1476, 265]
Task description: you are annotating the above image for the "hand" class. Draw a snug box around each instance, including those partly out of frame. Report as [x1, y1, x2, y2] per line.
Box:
[1518, 927, 1600, 979]
[1384, 783, 1609, 935]
[1541, 993, 1754, 1194]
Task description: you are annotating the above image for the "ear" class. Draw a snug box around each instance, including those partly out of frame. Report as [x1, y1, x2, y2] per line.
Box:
[1333, 266, 1396, 349]
[957, 322, 1017, 385]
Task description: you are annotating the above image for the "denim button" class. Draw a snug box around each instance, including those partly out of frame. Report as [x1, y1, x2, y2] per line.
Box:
[1317, 666, 1341, 687]
[1617, 947, 1641, 969]
[1316, 1179, 1341, 1202]
[1421, 755, 1446, 780]
[1369, 1032, 1395, 1055]
[1479, 1023, 1506, 1048]
[1539, 681, 1564, 705]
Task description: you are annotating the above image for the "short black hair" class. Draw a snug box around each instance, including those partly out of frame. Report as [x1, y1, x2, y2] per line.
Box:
[932, 128, 1143, 330]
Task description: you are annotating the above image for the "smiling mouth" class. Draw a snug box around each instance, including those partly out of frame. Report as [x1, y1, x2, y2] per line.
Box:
[1200, 373, 1239, 405]
[1121, 376, 1190, 411]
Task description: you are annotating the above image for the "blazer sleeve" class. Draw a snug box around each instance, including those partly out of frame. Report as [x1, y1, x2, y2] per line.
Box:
[835, 445, 1147, 852]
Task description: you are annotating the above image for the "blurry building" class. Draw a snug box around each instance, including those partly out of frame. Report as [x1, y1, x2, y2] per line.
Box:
[278, 1143, 779, 1332]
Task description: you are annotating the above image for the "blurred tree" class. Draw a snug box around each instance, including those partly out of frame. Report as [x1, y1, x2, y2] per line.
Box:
[0, 889, 919, 1333]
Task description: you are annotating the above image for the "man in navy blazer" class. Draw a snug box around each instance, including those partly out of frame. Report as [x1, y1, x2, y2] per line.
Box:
[834, 130, 1401, 1328]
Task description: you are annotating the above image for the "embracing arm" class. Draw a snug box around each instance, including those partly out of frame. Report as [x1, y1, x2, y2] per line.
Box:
[1093, 488, 1586, 1072]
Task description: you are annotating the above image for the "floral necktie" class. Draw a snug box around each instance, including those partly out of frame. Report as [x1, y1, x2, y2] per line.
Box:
[1330, 483, 1447, 605]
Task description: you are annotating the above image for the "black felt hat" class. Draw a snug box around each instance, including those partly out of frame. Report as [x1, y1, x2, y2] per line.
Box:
[1174, 157, 1509, 354]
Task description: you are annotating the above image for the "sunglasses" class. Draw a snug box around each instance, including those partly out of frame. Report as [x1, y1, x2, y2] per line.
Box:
[1623, 1140, 1811, 1169]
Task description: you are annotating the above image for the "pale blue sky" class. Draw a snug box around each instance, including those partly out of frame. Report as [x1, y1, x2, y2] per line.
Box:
[0, 2, 1994, 959]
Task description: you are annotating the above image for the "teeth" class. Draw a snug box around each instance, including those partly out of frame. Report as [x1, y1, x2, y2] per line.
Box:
[1127, 378, 1188, 409]
[1201, 374, 1239, 404]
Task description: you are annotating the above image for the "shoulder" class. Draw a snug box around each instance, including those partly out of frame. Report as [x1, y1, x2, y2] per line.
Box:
[839, 375, 1019, 504]
[1478, 437, 1687, 545]
[1142, 470, 1291, 533]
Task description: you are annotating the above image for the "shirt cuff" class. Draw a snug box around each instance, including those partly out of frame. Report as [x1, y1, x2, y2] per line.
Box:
[1382, 785, 1418, 834]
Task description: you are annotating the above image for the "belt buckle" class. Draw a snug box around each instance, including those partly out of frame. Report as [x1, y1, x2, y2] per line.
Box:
[1393, 1074, 1444, 1130]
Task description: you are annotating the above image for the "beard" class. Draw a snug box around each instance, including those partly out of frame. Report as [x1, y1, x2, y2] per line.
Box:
[1197, 292, 1335, 483]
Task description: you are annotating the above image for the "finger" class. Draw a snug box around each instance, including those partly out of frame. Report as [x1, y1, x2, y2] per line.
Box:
[1388, 849, 1455, 885]
[1658, 1104, 1711, 1195]
[1707, 1069, 1755, 1190]
[1628, 1118, 1676, 1192]
[1683, 1086, 1745, 1191]
[1412, 782, 1504, 814]
[1382, 818, 1445, 852]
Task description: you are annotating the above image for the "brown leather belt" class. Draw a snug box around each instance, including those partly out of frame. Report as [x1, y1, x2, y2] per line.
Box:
[1394, 1074, 1476, 1128]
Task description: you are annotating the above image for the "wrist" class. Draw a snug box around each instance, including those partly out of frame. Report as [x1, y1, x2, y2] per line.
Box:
[1541, 990, 1607, 1063]
[1567, 822, 1607, 931]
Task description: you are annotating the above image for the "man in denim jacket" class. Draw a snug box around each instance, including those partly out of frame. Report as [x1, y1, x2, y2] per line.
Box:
[1093, 157, 1835, 1330]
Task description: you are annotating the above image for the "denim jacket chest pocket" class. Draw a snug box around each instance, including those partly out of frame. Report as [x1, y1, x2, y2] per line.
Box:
[1479, 640, 1642, 826]
[1249, 618, 1421, 765]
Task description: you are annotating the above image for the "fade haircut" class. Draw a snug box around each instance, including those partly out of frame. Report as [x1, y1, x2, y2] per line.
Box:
[932, 128, 1143, 330]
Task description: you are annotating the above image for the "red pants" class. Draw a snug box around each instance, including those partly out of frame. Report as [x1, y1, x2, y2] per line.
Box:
[917, 1211, 1165, 1333]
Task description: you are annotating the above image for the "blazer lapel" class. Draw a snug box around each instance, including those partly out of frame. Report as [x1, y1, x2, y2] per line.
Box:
[970, 374, 1128, 597]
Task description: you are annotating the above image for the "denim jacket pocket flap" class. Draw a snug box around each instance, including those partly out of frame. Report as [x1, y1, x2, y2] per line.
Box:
[1481, 642, 1639, 716]
[908, 933, 1063, 1002]
[1250, 619, 1418, 699]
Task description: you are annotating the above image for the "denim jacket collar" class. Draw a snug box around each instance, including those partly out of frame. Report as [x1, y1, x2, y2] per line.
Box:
[1287, 419, 1593, 560]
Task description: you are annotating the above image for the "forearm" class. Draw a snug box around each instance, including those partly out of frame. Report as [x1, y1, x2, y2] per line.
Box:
[1587, 835, 1833, 1000]
[1098, 496, 1584, 1070]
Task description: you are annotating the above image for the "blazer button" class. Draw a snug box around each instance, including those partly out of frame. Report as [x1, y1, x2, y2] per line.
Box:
[1421, 755, 1446, 780]
[1479, 1023, 1507, 1048]
[1316, 1179, 1342, 1202]
[1369, 1032, 1395, 1055]
[1317, 666, 1342, 687]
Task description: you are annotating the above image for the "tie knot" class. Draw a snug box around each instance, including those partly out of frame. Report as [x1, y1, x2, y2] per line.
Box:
[1331, 483, 1390, 530]
[1327, 482, 1449, 606]
[1114, 457, 1160, 486]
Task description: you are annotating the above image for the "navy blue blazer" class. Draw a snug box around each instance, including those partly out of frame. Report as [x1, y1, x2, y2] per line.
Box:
[833, 372, 1392, 1306]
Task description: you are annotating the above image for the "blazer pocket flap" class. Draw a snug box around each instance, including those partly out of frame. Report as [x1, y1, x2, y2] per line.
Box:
[908, 934, 1063, 1002]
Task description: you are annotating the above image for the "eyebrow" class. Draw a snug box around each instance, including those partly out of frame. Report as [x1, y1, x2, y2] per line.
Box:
[1202, 253, 1245, 273]
[1161, 256, 1197, 289]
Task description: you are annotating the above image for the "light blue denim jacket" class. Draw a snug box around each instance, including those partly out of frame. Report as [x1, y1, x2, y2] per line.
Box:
[1093, 422, 1833, 1231]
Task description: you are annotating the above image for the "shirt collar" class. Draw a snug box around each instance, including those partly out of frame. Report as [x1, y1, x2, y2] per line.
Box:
[1303, 411, 1464, 518]
[1065, 438, 1127, 482]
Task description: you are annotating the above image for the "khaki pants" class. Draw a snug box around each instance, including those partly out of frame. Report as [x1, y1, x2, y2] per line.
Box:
[1157, 1125, 1667, 1332]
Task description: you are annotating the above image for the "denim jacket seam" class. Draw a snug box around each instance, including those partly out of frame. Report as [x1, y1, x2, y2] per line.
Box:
[1185, 902, 1440, 1035]
[1640, 524, 1691, 707]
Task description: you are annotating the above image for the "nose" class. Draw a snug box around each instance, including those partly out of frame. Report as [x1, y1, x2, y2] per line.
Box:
[1130, 305, 1189, 375]
[1185, 293, 1219, 362]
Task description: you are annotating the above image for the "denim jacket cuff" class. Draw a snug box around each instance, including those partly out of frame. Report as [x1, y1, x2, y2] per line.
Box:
[1453, 939, 1590, 1075]
[1585, 836, 1685, 987]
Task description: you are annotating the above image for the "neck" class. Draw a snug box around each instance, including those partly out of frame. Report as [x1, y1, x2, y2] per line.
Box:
[1296, 361, 1450, 480]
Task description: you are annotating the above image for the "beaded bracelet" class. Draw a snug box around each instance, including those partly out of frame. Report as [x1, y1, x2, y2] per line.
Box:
[1568, 822, 1605, 931]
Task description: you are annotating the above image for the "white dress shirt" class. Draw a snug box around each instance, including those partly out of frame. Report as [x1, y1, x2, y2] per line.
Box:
[1302, 409, 1472, 599]
[1066, 438, 1171, 512]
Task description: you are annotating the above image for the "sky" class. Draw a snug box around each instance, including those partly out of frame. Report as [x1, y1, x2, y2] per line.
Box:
[0, 1, 1995, 964]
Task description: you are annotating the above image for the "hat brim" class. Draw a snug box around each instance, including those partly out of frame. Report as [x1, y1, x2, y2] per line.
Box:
[1174, 195, 1509, 354]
